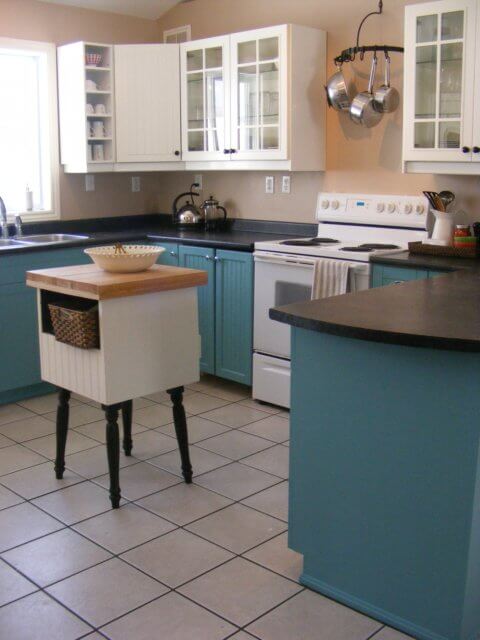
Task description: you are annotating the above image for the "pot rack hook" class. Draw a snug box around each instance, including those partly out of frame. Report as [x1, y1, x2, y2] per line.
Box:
[356, 0, 383, 49]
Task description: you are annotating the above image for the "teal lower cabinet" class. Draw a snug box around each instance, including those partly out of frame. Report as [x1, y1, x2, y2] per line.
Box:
[215, 250, 253, 385]
[179, 245, 216, 375]
[289, 327, 480, 640]
[371, 264, 447, 288]
[153, 241, 180, 266]
[179, 245, 253, 385]
[0, 247, 92, 405]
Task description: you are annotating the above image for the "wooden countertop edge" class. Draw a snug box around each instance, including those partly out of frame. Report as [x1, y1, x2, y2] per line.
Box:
[26, 267, 208, 300]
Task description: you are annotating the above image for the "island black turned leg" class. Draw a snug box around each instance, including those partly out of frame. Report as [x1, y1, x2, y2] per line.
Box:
[122, 400, 133, 456]
[167, 386, 193, 483]
[103, 404, 122, 508]
[55, 388, 71, 480]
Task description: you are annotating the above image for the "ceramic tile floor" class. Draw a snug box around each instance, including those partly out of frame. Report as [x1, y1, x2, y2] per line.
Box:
[0, 374, 413, 640]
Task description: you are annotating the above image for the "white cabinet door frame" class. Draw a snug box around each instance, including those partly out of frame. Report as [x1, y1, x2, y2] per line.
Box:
[472, 1, 480, 162]
[114, 44, 182, 163]
[180, 35, 231, 161]
[230, 25, 288, 161]
[403, 0, 477, 163]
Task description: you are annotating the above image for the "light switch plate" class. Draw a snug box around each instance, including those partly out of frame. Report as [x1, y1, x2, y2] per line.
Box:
[194, 174, 203, 191]
[85, 175, 95, 192]
[131, 176, 141, 193]
[265, 176, 274, 194]
[281, 175, 291, 194]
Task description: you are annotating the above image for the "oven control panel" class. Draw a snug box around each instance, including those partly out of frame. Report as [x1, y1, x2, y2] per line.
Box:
[316, 193, 430, 229]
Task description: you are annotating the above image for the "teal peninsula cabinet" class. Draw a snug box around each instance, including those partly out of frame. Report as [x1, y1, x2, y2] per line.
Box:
[270, 271, 480, 640]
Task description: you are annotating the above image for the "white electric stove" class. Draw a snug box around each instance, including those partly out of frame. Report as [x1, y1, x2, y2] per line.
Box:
[252, 192, 430, 408]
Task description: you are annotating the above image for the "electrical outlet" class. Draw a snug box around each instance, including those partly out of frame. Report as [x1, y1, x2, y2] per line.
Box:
[85, 175, 95, 192]
[194, 174, 203, 191]
[265, 176, 274, 194]
[281, 175, 291, 194]
[131, 176, 141, 193]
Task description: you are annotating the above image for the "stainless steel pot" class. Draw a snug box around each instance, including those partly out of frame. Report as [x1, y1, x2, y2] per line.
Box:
[373, 53, 399, 114]
[325, 63, 352, 112]
[350, 53, 383, 128]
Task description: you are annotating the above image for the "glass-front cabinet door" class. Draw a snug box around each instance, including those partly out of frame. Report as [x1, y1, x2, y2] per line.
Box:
[180, 36, 230, 160]
[403, 0, 477, 163]
[230, 26, 287, 161]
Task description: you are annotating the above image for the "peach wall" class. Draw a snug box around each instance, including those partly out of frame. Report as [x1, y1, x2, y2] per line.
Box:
[157, 0, 480, 223]
[0, 0, 163, 220]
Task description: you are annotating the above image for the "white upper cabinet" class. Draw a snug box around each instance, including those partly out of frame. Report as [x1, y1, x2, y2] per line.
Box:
[114, 44, 182, 166]
[180, 25, 326, 171]
[403, 0, 480, 174]
[180, 36, 231, 161]
[230, 26, 287, 161]
[58, 42, 116, 173]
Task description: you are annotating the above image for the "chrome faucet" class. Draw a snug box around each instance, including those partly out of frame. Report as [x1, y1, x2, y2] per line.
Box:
[0, 196, 8, 239]
[14, 215, 23, 237]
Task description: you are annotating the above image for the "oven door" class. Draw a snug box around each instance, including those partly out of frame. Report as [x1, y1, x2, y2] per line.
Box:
[254, 252, 315, 359]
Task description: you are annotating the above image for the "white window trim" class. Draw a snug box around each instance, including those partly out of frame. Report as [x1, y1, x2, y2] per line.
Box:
[164, 25, 192, 43]
[0, 37, 60, 222]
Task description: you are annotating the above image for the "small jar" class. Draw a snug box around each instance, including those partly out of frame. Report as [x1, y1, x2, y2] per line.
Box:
[454, 225, 471, 238]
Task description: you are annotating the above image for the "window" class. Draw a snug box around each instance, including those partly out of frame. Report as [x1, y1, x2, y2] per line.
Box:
[0, 38, 59, 218]
[164, 25, 192, 44]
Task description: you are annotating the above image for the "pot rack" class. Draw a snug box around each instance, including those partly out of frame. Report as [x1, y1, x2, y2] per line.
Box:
[333, 0, 404, 65]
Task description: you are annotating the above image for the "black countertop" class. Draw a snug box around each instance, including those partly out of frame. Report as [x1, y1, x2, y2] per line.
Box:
[0, 214, 317, 257]
[271, 251, 480, 352]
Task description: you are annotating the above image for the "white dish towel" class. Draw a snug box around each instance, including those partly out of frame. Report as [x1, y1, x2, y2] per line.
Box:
[311, 259, 350, 300]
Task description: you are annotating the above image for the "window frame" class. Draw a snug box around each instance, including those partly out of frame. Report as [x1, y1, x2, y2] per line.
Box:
[0, 37, 60, 221]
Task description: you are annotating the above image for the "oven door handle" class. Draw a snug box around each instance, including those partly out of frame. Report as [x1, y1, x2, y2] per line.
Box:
[254, 253, 316, 267]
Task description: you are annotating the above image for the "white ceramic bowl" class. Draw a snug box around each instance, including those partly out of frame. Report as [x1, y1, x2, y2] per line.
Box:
[84, 245, 165, 273]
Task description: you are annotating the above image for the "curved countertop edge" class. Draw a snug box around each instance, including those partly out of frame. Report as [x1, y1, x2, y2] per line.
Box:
[270, 270, 480, 352]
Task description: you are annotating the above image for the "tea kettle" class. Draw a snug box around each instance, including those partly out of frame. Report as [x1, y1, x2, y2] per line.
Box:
[201, 195, 228, 230]
[172, 184, 205, 227]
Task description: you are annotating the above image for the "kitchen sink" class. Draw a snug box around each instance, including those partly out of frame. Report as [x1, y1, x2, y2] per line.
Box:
[19, 233, 89, 245]
[0, 238, 31, 249]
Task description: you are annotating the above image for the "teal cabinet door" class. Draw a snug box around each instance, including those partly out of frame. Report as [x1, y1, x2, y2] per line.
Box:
[179, 245, 215, 374]
[371, 265, 421, 287]
[0, 283, 41, 395]
[215, 250, 253, 385]
[152, 242, 180, 266]
[428, 269, 448, 278]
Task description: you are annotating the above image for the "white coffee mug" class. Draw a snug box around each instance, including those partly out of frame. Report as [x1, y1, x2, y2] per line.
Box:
[86, 103, 94, 114]
[91, 121, 105, 138]
[92, 143, 104, 161]
[86, 79, 97, 91]
[95, 103, 106, 115]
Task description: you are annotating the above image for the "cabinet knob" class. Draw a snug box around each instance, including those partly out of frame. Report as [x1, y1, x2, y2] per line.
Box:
[174, 150, 180, 156]
[462, 146, 471, 154]
[214, 256, 221, 261]
[223, 149, 230, 154]
[230, 149, 237, 154]
[170, 251, 177, 256]
[205, 255, 212, 260]
[473, 146, 480, 154]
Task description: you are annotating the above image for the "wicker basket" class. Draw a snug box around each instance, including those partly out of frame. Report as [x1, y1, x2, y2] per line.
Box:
[408, 241, 478, 259]
[48, 302, 100, 349]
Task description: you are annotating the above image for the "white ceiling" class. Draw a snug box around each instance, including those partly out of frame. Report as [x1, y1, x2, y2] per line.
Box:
[39, 0, 186, 20]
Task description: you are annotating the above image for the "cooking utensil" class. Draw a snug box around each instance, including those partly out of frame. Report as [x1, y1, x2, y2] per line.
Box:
[423, 191, 445, 212]
[373, 52, 399, 113]
[325, 63, 352, 112]
[172, 183, 205, 227]
[350, 53, 383, 128]
[438, 190, 455, 211]
[201, 195, 228, 231]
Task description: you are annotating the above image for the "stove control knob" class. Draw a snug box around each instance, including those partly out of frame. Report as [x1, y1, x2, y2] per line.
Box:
[416, 204, 425, 215]
[331, 200, 340, 210]
[387, 203, 396, 213]
[404, 203, 413, 215]
[321, 199, 330, 210]
[377, 202, 385, 213]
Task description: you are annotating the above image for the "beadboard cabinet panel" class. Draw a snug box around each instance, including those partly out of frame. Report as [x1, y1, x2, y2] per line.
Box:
[114, 44, 182, 164]
[215, 250, 253, 385]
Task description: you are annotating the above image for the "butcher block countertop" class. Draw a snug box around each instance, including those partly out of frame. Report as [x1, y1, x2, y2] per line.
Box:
[26, 263, 208, 300]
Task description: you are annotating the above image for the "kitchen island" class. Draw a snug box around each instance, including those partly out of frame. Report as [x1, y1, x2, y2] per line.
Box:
[271, 270, 480, 640]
